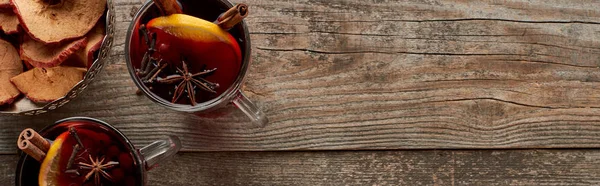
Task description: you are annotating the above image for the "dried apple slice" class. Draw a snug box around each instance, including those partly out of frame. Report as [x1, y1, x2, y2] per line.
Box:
[82, 22, 106, 67]
[10, 66, 86, 103]
[63, 22, 105, 68]
[0, 9, 19, 34]
[20, 35, 87, 68]
[0, 0, 9, 8]
[12, 0, 106, 44]
[0, 39, 22, 105]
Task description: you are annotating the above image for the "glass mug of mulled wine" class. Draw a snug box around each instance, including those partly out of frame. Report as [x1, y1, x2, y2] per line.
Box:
[125, 0, 268, 125]
[15, 117, 181, 186]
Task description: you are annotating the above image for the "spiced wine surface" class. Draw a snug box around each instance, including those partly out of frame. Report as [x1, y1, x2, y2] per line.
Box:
[16, 121, 141, 186]
[50, 128, 135, 185]
[130, 0, 246, 106]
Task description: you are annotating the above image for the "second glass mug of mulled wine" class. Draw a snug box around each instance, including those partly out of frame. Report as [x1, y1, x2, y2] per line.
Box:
[15, 117, 182, 186]
[125, 0, 268, 125]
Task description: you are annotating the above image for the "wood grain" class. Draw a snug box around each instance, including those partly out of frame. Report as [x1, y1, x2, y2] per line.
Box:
[1, 0, 600, 153]
[5, 150, 600, 185]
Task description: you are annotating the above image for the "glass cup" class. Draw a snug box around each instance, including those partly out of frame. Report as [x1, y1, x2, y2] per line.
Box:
[125, 0, 268, 126]
[15, 117, 181, 186]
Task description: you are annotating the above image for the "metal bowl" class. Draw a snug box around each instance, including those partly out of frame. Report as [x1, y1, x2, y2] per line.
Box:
[0, 0, 115, 116]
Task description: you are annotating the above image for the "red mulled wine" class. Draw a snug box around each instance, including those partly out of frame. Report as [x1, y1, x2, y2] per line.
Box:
[18, 120, 140, 186]
[129, 0, 246, 105]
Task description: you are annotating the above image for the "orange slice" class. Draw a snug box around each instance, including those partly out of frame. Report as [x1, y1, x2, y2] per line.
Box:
[147, 14, 236, 45]
[146, 14, 242, 63]
[38, 132, 69, 186]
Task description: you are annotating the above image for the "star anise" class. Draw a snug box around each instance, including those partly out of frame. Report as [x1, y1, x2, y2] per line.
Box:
[78, 154, 119, 185]
[135, 25, 219, 106]
[156, 60, 219, 106]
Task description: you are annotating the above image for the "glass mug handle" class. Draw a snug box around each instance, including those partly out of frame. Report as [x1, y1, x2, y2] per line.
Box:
[138, 136, 182, 171]
[232, 91, 269, 126]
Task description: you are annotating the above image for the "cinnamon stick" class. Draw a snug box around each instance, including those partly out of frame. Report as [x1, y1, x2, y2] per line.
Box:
[152, 0, 183, 16]
[17, 139, 46, 162]
[216, 4, 249, 30]
[19, 128, 50, 153]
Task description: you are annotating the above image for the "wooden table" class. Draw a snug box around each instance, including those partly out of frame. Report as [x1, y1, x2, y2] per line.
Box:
[2, 0, 600, 185]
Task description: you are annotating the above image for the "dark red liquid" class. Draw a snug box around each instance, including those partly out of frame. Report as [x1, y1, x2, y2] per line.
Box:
[16, 120, 141, 186]
[53, 126, 136, 186]
[129, 0, 247, 105]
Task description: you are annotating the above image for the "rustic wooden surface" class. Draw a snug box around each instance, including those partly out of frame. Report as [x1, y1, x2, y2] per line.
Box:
[1, 0, 600, 184]
[4, 150, 600, 185]
[1, 0, 600, 152]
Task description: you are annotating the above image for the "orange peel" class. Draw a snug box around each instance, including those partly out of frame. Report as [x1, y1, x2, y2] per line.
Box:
[38, 131, 69, 186]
